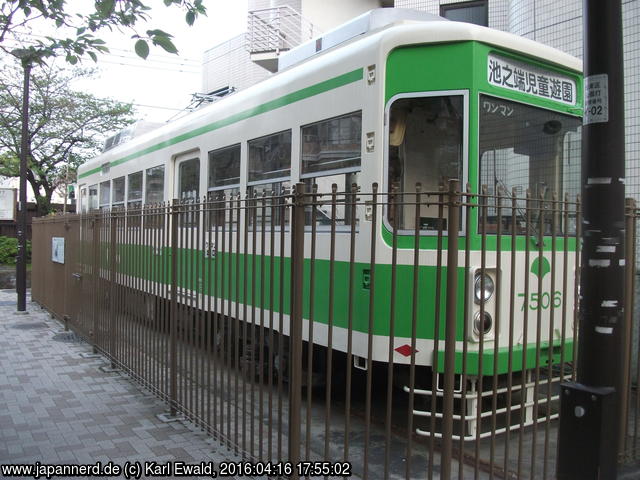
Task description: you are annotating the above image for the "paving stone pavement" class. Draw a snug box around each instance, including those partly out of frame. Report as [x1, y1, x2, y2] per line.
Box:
[0, 290, 246, 480]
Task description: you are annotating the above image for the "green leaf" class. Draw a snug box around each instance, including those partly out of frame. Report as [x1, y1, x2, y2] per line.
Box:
[88, 51, 98, 62]
[96, 0, 116, 18]
[66, 54, 78, 65]
[185, 11, 195, 26]
[163, 0, 172, 5]
[153, 35, 178, 54]
[146, 29, 172, 38]
[134, 39, 149, 59]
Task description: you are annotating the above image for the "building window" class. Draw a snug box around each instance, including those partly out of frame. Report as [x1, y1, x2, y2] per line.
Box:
[440, 1, 488, 27]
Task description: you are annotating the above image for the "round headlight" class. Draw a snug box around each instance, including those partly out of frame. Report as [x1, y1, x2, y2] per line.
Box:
[474, 311, 493, 336]
[474, 273, 495, 304]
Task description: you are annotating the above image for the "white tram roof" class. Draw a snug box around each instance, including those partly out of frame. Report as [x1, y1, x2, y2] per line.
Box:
[78, 9, 581, 178]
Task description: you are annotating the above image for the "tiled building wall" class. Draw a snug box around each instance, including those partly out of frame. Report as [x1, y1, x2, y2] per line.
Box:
[201, 34, 271, 95]
[623, 0, 640, 201]
[248, 0, 302, 12]
[394, 0, 508, 30]
[510, 0, 640, 202]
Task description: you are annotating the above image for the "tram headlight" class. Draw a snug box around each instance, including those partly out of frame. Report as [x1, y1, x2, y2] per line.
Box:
[474, 273, 495, 304]
[474, 311, 493, 336]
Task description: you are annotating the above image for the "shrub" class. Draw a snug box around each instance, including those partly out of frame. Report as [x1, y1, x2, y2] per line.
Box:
[0, 236, 31, 265]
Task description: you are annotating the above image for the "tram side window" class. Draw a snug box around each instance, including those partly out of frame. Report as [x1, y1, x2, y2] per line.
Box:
[248, 130, 291, 227]
[80, 187, 87, 213]
[145, 165, 164, 204]
[301, 112, 362, 227]
[478, 95, 582, 235]
[179, 159, 200, 201]
[387, 95, 463, 231]
[127, 171, 143, 226]
[208, 144, 240, 228]
[112, 176, 125, 207]
[127, 171, 143, 209]
[88, 185, 98, 211]
[178, 158, 200, 227]
[99, 181, 110, 209]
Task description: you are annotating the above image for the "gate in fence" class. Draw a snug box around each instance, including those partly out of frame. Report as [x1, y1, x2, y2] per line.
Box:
[32, 182, 640, 479]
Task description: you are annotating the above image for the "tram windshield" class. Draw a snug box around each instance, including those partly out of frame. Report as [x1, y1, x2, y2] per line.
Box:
[479, 95, 581, 235]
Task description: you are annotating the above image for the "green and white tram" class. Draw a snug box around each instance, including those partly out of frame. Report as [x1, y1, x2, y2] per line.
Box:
[76, 9, 583, 438]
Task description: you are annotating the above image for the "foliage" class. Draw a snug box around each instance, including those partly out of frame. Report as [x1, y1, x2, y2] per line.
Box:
[0, 0, 207, 64]
[0, 64, 136, 215]
[0, 236, 30, 265]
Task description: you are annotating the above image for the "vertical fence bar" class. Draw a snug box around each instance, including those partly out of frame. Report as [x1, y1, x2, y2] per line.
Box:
[381, 183, 398, 480]
[441, 179, 460, 480]
[363, 183, 378, 480]
[170, 200, 179, 416]
[92, 216, 99, 352]
[109, 210, 117, 365]
[324, 184, 338, 464]
[288, 182, 305, 479]
[459, 183, 472, 480]
[305, 184, 318, 463]
[403, 182, 416, 480]
[344, 182, 358, 462]
[622, 197, 636, 454]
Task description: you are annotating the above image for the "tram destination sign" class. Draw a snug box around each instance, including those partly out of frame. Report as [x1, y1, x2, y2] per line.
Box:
[488, 54, 577, 106]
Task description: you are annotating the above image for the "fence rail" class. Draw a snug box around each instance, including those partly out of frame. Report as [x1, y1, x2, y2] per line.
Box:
[32, 183, 640, 479]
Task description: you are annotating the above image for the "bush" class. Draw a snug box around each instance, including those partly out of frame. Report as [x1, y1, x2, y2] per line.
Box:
[0, 236, 31, 265]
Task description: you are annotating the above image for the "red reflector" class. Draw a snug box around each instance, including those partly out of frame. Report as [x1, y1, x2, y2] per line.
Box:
[395, 344, 417, 357]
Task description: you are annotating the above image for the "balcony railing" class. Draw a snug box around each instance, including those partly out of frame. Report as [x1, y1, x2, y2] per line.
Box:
[247, 5, 316, 55]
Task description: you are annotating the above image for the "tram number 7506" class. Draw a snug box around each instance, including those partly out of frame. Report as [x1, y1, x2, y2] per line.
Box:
[517, 291, 563, 311]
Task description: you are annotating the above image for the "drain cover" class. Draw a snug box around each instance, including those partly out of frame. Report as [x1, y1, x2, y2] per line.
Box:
[11, 322, 49, 329]
[52, 331, 84, 343]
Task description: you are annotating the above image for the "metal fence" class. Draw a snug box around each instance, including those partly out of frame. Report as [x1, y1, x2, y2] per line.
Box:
[32, 182, 640, 479]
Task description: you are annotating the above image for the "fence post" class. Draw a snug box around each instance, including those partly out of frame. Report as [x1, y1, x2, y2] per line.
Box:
[289, 183, 305, 476]
[441, 179, 460, 480]
[170, 200, 179, 417]
[92, 215, 100, 352]
[109, 210, 117, 367]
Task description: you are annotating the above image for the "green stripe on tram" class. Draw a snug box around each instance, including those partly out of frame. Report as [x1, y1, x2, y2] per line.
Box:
[79, 68, 364, 179]
[111, 243, 467, 341]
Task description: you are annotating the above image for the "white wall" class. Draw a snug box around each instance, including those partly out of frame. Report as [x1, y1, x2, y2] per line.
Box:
[301, 0, 383, 32]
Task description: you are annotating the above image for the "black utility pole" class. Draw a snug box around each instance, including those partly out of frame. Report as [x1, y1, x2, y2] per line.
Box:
[557, 1, 626, 479]
[16, 57, 32, 313]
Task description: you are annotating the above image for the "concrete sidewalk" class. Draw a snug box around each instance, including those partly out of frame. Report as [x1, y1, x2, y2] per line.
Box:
[0, 289, 242, 479]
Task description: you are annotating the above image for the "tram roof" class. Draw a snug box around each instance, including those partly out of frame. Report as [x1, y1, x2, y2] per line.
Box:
[78, 14, 582, 178]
